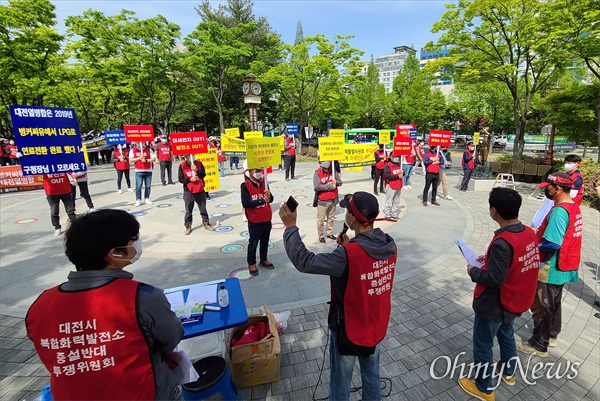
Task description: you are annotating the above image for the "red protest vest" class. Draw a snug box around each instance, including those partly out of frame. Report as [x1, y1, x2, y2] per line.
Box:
[157, 143, 172, 161]
[425, 150, 440, 173]
[385, 162, 403, 190]
[537, 202, 583, 272]
[374, 150, 386, 169]
[474, 228, 540, 313]
[113, 148, 130, 171]
[8, 144, 18, 158]
[316, 168, 338, 201]
[43, 174, 72, 195]
[181, 160, 205, 193]
[285, 138, 296, 156]
[26, 279, 156, 400]
[405, 145, 415, 164]
[339, 242, 396, 346]
[244, 179, 272, 223]
[417, 145, 424, 160]
[217, 147, 226, 162]
[569, 170, 584, 205]
[462, 149, 475, 170]
[131, 147, 153, 170]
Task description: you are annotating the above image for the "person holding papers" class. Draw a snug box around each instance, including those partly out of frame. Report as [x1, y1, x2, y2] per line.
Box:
[26, 209, 184, 400]
[459, 188, 540, 401]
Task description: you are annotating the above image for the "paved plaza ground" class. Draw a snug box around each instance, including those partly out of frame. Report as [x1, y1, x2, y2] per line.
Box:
[0, 161, 598, 400]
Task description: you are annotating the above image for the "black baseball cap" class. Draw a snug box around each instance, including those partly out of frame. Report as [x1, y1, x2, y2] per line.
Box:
[340, 191, 380, 225]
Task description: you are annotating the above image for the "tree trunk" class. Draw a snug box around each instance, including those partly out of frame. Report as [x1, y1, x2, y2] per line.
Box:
[596, 97, 600, 163]
[582, 141, 587, 159]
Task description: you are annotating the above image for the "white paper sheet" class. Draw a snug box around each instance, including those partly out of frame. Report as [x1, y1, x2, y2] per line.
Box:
[165, 350, 200, 385]
[164, 290, 185, 308]
[531, 198, 554, 229]
[186, 284, 217, 305]
[455, 238, 483, 268]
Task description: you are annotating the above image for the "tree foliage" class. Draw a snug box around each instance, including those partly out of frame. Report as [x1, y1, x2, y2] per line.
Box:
[346, 59, 389, 128]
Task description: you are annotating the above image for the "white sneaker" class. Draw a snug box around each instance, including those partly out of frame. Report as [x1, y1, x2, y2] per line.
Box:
[243, 214, 248, 222]
[445, 195, 453, 200]
[135, 200, 142, 207]
[118, 189, 123, 194]
[89, 208, 96, 212]
[144, 199, 153, 205]
[127, 188, 134, 192]
[405, 185, 411, 189]
[54, 229, 61, 236]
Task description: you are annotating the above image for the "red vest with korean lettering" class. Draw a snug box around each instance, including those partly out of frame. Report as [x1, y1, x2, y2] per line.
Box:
[131, 147, 153, 170]
[285, 138, 296, 156]
[181, 160, 205, 193]
[374, 149, 386, 169]
[339, 242, 396, 346]
[316, 168, 338, 201]
[8, 144, 18, 158]
[25, 279, 155, 400]
[569, 170, 584, 205]
[385, 161, 403, 190]
[537, 202, 582, 272]
[474, 228, 540, 313]
[43, 174, 71, 195]
[462, 149, 475, 170]
[157, 143, 172, 161]
[113, 148, 130, 171]
[425, 150, 440, 173]
[244, 178, 272, 223]
[217, 147, 226, 162]
[405, 145, 415, 164]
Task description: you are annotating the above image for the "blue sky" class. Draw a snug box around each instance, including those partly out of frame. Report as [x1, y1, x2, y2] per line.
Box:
[49, 0, 453, 60]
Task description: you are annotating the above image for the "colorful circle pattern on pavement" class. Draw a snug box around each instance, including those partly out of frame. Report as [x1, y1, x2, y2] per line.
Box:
[132, 211, 147, 217]
[211, 213, 224, 217]
[15, 218, 37, 224]
[272, 223, 285, 229]
[276, 186, 287, 189]
[229, 268, 254, 281]
[268, 242, 275, 250]
[240, 230, 249, 237]
[220, 244, 244, 254]
[181, 209, 198, 214]
[216, 204, 231, 208]
[215, 225, 233, 232]
[296, 195, 307, 199]
[157, 204, 171, 208]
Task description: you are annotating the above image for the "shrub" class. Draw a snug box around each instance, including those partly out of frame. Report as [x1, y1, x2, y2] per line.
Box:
[554, 158, 600, 206]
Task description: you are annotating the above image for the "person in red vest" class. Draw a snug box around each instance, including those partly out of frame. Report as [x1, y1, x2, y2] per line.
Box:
[314, 161, 342, 243]
[279, 191, 396, 401]
[112, 145, 133, 193]
[383, 155, 403, 220]
[0, 138, 8, 166]
[26, 209, 184, 400]
[373, 143, 386, 195]
[459, 188, 540, 400]
[7, 139, 20, 165]
[416, 140, 425, 174]
[157, 135, 175, 186]
[241, 166, 274, 277]
[564, 154, 584, 205]
[43, 174, 77, 236]
[422, 145, 441, 206]
[460, 142, 475, 192]
[178, 155, 215, 235]
[284, 133, 296, 181]
[401, 140, 417, 189]
[517, 173, 583, 358]
[130, 142, 156, 207]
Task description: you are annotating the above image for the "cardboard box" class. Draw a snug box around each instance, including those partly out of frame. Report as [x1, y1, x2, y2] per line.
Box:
[229, 305, 281, 388]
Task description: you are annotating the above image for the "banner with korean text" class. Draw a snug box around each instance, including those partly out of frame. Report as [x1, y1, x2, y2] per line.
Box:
[105, 130, 127, 145]
[195, 149, 220, 191]
[379, 130, 391, 145]
[124, 125, 154, 142]
[0, 166, 44, 193]
[340, 143, 379, 168]
[170, 132, 208, 156]
[428, 130, 452, 147]
[395, 124, 416, 138]
[318, 138, 344, 161]
[245, 137, 281, 169]
[243, 131, 263, 140]
[393, 136, 413, 156]
[9, 105, 86, 176]
[221, 135, 246, 156]
[329, 129, 345, 142]
[225, 127, 240, 138]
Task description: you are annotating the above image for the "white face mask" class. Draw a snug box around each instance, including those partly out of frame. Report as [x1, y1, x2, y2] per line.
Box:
[112, 238, 143, 265]
[253, 172, 262, 180]
[161, 139, 167, 143]
[392, 157, 400, 163]
[564, 163, 576, 172]
[9, 141, 15, 145]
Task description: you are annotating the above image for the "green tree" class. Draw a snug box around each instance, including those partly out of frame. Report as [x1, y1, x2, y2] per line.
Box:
[430, 0, 568, 158]
[347, 58, 388, 128]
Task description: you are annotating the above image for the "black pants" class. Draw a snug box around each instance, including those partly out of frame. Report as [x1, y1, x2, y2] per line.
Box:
[46, 193, 76, 229]
[461, 169, 473, 190]
[89, 152, 99, 166]
[529, 282, 563, 352]
[160, 161, 173, 184]
[247, 220, 272, 265]
[423, 172, 439, 202]
[285, 154, 296, 179]
[117, 169, 131, 190]
[70, 182, 94, 209]
[374, 168, 384, 193]
[184, 191, 209, 228]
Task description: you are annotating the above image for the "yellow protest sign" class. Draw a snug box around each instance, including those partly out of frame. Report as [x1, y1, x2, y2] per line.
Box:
[221, 135, 246, 156]
[245, 137, 282, 169]
[318, 138, 344, 160]
[329, 129, 345, 141]
[279, 135, 285, 151]
[474, 132, 480, 146]
[340, 143, 379, 167]
[194, 149, 220, 191]
[379, 130, 390, 145]
[225, 127, 240, 138]
[244, 131, 263, 139]
[344, 166, 363, 172]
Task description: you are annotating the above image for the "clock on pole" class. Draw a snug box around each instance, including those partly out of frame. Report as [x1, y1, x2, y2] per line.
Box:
[242, 73, 262, 131]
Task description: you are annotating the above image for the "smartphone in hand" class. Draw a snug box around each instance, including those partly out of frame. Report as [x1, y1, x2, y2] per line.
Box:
[286, 196, 299, 213]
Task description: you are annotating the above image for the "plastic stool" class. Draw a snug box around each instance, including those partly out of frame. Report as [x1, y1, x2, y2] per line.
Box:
[181, 356, 241, 401]
[493, 173, 516, 190]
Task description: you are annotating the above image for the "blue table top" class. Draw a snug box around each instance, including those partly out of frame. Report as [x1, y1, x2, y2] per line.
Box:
[164, 277, 248, 339]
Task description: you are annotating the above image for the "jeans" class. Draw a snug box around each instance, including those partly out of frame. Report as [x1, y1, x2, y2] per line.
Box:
[160, 161, 173, 184]
[135, 171, 153, 200]
[9, 158, 19, 165]
[402, 164, 413, 186]
[46, 193, 76, 229]
[472, 314, 517, 394]
[329, 330, 381, 401]
[423, 172, 439, 202]
[183, 191, 209, 227]
[218, 161, 225, 177]
[116, 169, 131, 190]
[247, 221, 272, 265]
[230, 156, 239, 169]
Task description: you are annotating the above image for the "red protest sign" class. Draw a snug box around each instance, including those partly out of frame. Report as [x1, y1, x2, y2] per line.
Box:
[124, 125, 154, 142]
[393, 136, 413, 156]
[395, 124, 416, 137]
[170, 132, 208, 156]
[428, 130, 452, 147]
